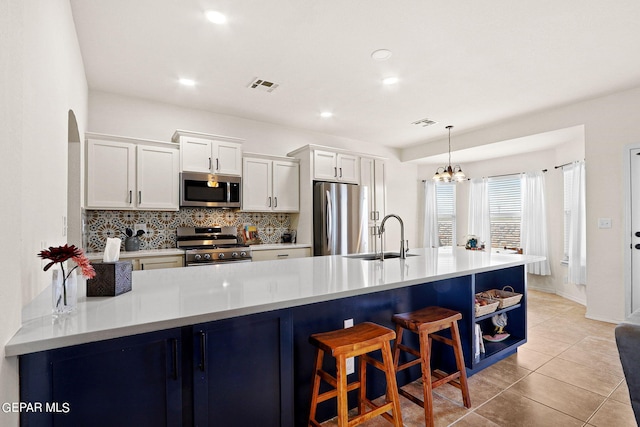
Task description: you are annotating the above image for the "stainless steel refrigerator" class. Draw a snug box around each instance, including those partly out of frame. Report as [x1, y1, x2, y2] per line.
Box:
[313, 181, 369, 256]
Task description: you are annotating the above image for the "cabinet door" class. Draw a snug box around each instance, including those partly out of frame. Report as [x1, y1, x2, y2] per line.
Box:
[273, 160, 299, 212]
[137, 255, 184, 270]
[180, 137, 212, 173]
[242, 157, 272, 211]
[193, 311, 293, 427]
[20, 329, 183, 427]
[373, 158, 386, 220]
[87, 140, 135, 209]
[213, 141, 242, 175]
[313, 150, 338, 180]
[137, 145, 179, 210]
[337, 153, 359, 183]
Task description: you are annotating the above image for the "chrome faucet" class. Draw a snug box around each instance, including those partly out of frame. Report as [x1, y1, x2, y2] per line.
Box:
[378, 214, 408, 260]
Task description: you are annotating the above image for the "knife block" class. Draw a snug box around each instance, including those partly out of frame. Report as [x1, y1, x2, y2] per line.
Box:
[86, 261, 133, 297]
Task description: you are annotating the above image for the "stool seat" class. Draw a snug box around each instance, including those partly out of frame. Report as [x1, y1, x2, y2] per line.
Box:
[310, 321, 396, 357]
[392, 306, 462, 333]
[392, 306, 471, 427]
[308, 322, 403, 427]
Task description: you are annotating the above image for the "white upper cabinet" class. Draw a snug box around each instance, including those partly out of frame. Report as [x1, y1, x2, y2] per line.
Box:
[360, 157, 386, 253]
[242, 155, 299, 212]
[173, 131, 243, 176]
[86, 135, 179, 211]
[136, 145, 180, 210]
[313, 150, 358, 183]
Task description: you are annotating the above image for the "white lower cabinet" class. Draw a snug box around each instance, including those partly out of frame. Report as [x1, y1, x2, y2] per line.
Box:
[251, 247, 311, 262]
[132, 255, 184, 271]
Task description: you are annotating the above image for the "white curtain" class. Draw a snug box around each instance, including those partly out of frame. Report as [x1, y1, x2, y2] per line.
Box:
[468, 178, 491, 249]
[520, 171, 551, 275]
[423, 180, 439, 247]
[567, 161, 587, 285]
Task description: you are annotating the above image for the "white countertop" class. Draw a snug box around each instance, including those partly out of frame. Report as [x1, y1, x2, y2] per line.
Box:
[86, 248, 185, 261]
[6, 248, 542, 357]
[250, 243, 312, 251]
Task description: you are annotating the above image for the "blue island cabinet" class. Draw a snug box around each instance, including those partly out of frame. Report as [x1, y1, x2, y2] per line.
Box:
[191, 310, 294, 427]
[19, 328, 183, 427]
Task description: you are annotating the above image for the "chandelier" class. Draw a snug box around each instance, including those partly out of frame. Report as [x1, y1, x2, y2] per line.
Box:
[432, 125, 466, 182]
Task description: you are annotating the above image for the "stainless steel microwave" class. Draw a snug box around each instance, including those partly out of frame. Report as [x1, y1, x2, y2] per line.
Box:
[180, 172, 241, 208]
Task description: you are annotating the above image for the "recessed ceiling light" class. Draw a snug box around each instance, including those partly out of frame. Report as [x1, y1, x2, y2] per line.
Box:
[205, 10, 227, 24]
[382, 76, 399, 85]
[179, 78, 196, 86]
[371, 49, 392, 61]
[320, 111, 333, 118]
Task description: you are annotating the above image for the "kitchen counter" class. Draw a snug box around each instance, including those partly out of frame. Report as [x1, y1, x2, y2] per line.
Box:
[249, 242, 311, 251]
[85, 248, 185, 261]
[6, 248, 542, 357]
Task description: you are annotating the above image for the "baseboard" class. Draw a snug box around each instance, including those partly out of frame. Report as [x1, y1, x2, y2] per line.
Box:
[555, 290, 586, 307]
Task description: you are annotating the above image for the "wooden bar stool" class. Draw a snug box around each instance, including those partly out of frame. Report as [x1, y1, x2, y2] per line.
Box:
[392, 306, 471, 427]
[308, 322, 403, 427]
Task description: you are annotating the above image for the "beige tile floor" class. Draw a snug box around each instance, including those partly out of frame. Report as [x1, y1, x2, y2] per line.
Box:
[321, 290, 637, 427]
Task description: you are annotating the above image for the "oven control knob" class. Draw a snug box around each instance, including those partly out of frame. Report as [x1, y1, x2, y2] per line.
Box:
[231, 252, 238, 258]
[203, 253, 211, 260]
[194, 254, 202, 261]
[240, 251, 247, 257]
[218, 253, 225, 259]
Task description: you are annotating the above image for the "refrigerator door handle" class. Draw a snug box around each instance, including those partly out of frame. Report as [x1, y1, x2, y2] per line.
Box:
[326, 190, 332, 249]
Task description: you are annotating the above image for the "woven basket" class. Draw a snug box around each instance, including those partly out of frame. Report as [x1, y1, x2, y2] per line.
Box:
[475, 296, 499, 316]
[480, 286, 522, 309]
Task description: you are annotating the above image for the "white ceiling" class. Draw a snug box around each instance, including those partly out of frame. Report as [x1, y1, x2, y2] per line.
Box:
[69, 1, 640, 152]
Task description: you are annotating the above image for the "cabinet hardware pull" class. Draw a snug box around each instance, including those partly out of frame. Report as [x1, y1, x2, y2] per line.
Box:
[339, 167, 342, 178]
[216, 158, 219, 171]
[129, 190, 132, 204]
[274, 197, 278, 208]
[268, 196, 272, 207]
[208, 157, 212, 170]
[199, 331, 206, 371]
[334, 167, 337, 177]
[277, 254, 289, 257]
[138, 191, 142, 204]
[171, 338, 178, 380]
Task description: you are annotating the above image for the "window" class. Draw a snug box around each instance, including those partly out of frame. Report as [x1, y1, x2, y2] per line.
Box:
[436, 183, 456, 246]
[488, 176, 521, 248]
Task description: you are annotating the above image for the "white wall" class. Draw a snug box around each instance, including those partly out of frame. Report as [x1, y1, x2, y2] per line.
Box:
[0, 1, 88, 425]
[87, 91, 420, 251]
[408, 86, 640, 323]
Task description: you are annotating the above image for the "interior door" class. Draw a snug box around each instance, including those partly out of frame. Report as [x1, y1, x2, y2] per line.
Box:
[631, 148, 640, 313]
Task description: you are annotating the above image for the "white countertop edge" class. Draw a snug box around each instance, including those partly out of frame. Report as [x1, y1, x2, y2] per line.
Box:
[6, 249, 543, 357]
[86, 248, 185, 261]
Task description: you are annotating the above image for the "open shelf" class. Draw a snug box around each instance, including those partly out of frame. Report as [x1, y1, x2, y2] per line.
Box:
[475, 303, 522, 322]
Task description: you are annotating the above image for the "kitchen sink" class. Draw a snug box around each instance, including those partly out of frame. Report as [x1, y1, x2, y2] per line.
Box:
[344, 252, 419, 261]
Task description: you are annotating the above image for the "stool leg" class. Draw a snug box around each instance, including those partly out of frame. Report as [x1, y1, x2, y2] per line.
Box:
[308, 349, 324, 426]
[392, 324, 404, 369]
[451, 321, 471, 408]
[419, 330, 435, 427]
[381, 340, 404, 427]
[358, 352, 367, 415]
[336, 355, 349, 427]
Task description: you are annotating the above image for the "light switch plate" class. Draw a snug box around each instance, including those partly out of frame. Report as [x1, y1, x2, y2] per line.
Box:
[134, 223, 147, 234]
[598, 218, 612, 229]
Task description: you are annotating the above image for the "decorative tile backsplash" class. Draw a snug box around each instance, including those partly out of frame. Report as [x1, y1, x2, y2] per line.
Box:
[85, 209, 292, 252]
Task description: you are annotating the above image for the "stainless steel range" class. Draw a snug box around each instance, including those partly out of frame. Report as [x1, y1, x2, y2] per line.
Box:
[177, 226, 252, 266]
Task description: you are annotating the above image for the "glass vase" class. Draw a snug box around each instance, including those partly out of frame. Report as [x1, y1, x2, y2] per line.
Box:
[52, 268, 77, 315]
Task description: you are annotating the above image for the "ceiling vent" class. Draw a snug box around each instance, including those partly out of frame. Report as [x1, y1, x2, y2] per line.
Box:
[248, 78, 279, 93]
[411, 118, 438, 127]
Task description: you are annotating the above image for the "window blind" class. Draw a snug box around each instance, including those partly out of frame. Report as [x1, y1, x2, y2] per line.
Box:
[436, 183, 455, 247]
[488, 175, 521, 248]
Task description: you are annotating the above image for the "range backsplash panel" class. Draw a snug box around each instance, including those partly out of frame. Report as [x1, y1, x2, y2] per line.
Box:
[86, 209, 292, 252]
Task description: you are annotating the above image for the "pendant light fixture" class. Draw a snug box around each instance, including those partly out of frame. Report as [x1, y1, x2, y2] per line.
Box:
[432, 125, 466, 182]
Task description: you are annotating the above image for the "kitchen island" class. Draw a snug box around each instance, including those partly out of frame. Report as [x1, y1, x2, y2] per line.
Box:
[8, 248, 542, 426]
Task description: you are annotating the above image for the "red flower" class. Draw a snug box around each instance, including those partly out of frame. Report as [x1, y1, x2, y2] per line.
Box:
[38, 244, 95, 279]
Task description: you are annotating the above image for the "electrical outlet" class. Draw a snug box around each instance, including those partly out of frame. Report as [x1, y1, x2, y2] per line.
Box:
[344, 319, 355, 374]
[134, 223, 147, 234]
